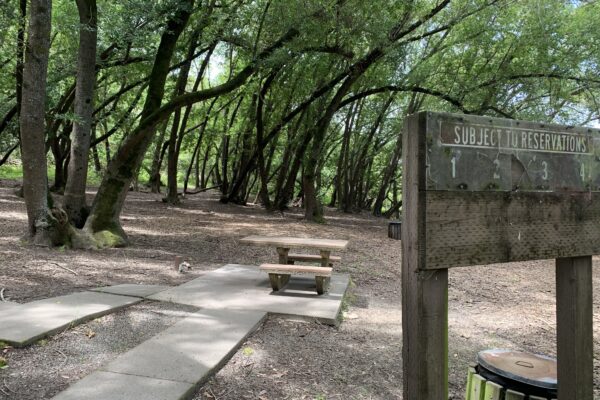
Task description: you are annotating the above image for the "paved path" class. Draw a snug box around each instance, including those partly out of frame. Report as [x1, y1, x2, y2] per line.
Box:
[16, 266, 348, 400]
[52, 309, 266, 400]
[0, 292, 141, 347]
[148, 264, 350, 325]
[90, 283, 170, 298]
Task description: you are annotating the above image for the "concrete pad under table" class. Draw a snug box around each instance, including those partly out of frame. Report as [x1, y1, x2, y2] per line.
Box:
[52, 309, 266, 400]
[0, 292, 141, 347]
[89, 284, 170, 298]
[148, 264, 350, 325]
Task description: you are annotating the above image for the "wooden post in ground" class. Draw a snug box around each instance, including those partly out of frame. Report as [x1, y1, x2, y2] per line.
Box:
[401, 112, 448, 399]
[556, 256, 593, 400]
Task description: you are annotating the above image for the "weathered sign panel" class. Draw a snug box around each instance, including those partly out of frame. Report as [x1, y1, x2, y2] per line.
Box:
[405, 112, 600, 269]
[426, 113, 600, 192]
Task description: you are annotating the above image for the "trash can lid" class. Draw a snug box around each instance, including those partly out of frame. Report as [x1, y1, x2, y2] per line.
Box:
[477, 349, 557, 390]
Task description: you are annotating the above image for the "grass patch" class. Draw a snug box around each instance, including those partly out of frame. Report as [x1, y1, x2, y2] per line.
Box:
[0, 164, 22, 180]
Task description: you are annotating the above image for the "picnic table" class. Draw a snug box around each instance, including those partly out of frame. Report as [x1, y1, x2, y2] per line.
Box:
[239, 235, 348, 267]
[240, 235, 349, 294]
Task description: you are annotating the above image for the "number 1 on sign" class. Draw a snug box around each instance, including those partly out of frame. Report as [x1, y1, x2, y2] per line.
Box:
[451, 156, 456, 178]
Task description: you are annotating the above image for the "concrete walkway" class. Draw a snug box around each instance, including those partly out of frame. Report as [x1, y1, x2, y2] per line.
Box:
[90, 283, 170, 298]
[0, 291, 141, 347]
[52, 309, 266, 400]
[21, 265, 349, 400]
[149, 264, 350, 325]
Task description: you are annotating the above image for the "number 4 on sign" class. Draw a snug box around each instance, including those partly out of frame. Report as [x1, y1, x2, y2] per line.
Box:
[580, 163, 586, 181]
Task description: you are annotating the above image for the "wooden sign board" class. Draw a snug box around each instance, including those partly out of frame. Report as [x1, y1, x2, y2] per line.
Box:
[401, 111, 595, 400]
[408, 112, 600, 269]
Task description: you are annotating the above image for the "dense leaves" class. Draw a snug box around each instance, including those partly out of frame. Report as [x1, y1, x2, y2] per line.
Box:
[1, 0, 599, 242]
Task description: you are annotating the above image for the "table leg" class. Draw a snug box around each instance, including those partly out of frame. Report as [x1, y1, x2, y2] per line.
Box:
[319, 250, 331, 267]
[268, 273, 290, 291]
[276, 247, 289, 264]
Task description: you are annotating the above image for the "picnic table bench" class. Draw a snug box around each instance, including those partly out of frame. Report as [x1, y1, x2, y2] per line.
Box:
[259, 263, 332, 294]
[240, 235, 348, 294]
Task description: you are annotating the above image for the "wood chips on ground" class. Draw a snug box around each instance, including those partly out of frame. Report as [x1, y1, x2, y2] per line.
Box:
[0, 180, 599, 399]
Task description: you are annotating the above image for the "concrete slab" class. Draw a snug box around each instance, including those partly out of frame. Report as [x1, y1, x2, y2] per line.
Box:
[101, 309, 266, 384]
[51, 371, 194, 400]
[52, 309, 265, 400]
[0, 301, 22, 312]
[148, 264, 350, 325]
[0, 292, 141, 347]
[90, 284, 170, 298]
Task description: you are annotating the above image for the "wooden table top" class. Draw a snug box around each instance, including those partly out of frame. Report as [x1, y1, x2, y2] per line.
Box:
[240, 235, 349, 251]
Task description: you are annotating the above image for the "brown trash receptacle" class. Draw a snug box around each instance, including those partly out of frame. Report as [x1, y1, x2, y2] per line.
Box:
[388, 221, 401, 240]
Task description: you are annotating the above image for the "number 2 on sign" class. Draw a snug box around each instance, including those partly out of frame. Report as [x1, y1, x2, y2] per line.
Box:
[451, 156, 456, 178]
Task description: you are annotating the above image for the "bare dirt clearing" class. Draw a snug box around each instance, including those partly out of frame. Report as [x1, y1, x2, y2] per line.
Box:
[0, 179, 599, 399]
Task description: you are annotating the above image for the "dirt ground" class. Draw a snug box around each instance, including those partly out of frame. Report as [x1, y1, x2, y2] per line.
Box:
[0, 179, 599, 399]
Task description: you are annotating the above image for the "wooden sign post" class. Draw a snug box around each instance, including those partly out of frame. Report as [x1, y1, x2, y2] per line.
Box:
[401, 112, 598, 399]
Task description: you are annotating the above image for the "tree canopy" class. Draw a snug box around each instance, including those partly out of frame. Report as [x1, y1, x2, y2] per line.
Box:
[1, 0, 598, 246]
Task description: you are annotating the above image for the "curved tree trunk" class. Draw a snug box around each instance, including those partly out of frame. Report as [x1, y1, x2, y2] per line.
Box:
[85, 15, 299, 246]
[62, 0, 97, 226]
[84, 0, 194, 245]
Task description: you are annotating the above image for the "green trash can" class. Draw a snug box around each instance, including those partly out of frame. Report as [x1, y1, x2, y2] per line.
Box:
[466, 349, 557, 400]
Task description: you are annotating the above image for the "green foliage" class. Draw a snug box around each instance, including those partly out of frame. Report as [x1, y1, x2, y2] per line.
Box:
[2, 0, 598, 222]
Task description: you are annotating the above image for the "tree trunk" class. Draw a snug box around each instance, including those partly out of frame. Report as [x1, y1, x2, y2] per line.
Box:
[16, 0, 26, 116]
[64, 0, 97, 227]
[148, 121, 168, 193]
[256, 73, 277, 209]
[20, 0, 64, 245]
[165, 30, 199, 204]
[50, 133, 70, 193]
[84, 0, 194, 245]
[91, 126, 102, 173]
[275, 123, 312, 210]
[373, 131, 402, 216]
[220, 135, 230, 196]
[183, 98, 217, 194]
[303, 74, 359, 221]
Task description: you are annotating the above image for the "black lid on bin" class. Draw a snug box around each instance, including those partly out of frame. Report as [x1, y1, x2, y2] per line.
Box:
[477, 349, 557, 390]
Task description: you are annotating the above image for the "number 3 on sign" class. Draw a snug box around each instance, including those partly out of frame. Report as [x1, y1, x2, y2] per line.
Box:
[542, 161, 548, 180]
